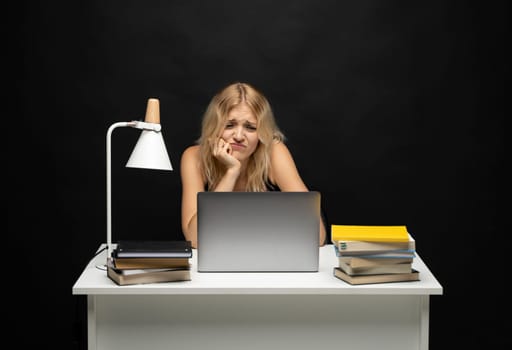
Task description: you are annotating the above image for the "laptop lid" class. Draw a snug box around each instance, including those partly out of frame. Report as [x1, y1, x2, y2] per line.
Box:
[197, 191, 320, 272]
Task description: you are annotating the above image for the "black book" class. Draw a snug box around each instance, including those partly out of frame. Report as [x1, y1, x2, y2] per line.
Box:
[107, 258, 191, 285]
[114, 240, 193, 258]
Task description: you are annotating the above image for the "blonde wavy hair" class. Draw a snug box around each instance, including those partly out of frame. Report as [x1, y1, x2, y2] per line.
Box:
[197, 82, 285, 192]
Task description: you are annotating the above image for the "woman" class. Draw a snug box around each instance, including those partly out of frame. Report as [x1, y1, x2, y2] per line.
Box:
[180, 82, 326, 248]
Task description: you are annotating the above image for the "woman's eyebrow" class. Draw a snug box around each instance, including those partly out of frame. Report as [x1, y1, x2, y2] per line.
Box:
[227, 118, 257, 124]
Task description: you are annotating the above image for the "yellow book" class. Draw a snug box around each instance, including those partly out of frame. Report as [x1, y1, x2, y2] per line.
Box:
[331, 225, 410, 243]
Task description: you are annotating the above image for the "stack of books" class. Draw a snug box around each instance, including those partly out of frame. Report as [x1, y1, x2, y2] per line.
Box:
[331, 225, 420, 285]
[107, 240, 193, 285]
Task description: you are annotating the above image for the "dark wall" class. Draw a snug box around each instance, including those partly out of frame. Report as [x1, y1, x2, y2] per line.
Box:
[12, 1, 506, 348]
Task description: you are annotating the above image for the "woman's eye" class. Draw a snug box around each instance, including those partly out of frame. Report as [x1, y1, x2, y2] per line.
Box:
[225, 123, 234, 129]
[245, 125, 257, 131]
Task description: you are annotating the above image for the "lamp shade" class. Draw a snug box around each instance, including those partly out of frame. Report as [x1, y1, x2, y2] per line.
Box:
[126, 130, 173, 170]
[125, 98, 173, 171]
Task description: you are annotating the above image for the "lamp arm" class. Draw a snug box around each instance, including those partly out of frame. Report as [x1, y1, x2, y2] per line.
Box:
[106, 121, 135, 259]
[106, 119, 165, 260]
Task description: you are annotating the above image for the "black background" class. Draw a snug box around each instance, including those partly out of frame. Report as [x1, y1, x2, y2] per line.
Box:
[12, 1, 506, 348]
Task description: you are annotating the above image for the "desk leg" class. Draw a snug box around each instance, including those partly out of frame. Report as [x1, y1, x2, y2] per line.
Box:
[87, 295, 97, 350]
[419, 295, 430, 350]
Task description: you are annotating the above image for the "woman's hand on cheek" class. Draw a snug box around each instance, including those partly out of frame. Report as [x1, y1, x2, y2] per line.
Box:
[212, 138, 241, 169]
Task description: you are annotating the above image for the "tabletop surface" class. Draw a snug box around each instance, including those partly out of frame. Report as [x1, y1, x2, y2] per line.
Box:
[72, 244, 443, 295]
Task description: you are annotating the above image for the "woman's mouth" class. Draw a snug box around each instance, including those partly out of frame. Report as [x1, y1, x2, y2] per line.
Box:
[230, 143, 246, 151]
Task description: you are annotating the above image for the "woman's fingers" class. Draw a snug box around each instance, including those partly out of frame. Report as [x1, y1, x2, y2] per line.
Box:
[213, 138, 231, 157]
[224, 142, 232, 155]
[218, 138, 231, 153]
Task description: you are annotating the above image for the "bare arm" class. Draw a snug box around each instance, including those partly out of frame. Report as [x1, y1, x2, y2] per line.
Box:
[180, 143, 242, 248]
[269, 142, 327, 246]
[180, 146, 205, 248]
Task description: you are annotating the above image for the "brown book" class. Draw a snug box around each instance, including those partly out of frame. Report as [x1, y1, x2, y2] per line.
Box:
[338, 256, 413, 268]
[113, 257, 190, 269]
[333, 267, 420, 285]
[107, 259, 191, 286]
[338, 260, 412, 275]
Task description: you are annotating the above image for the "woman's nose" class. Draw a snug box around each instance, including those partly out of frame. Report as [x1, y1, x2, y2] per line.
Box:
[233, 126, 244, 140]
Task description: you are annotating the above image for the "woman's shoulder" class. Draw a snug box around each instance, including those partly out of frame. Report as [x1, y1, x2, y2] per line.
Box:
[181, 144, 200, 159]
[180, 145, 201, 170]
[270, 140, 293, 160]
[181, 144, 206, 186]
[270, 139, 288, 152]
[268, 141, 298, 184]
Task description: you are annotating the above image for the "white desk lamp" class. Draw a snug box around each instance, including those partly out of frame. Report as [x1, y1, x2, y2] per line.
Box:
[106, 98, 172, 260]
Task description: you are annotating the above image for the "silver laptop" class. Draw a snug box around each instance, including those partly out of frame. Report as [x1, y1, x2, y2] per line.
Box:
[197, 191, 321, 272]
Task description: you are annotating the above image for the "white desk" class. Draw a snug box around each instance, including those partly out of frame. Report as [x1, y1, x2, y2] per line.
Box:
[73, 245, 443, 350]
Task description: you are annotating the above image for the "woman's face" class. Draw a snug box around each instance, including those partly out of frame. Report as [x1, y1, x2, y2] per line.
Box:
[220, 104, 259, 162]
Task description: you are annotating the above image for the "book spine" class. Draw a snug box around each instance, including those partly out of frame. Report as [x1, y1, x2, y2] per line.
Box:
[333, 239, 414, 253]
[339, 257, 413, 268]
[333, 245, 415, 258]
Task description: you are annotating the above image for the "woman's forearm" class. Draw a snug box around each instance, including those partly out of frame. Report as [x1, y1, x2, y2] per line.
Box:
[212, 167, 240, 192]
[183, 213, 198, 248]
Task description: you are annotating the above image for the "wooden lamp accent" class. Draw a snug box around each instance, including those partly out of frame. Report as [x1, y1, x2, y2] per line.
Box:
[144, 98, 160, 124]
